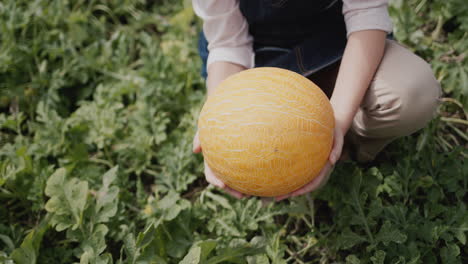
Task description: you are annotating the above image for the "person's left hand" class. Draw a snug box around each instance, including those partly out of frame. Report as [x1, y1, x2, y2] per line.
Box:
[274, 123, 345, 201]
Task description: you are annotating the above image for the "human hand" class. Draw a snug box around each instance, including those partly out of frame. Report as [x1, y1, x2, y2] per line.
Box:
[274, 123, 345, 201]
[193, 130, 246, 199]
[194, 62, 247, 198]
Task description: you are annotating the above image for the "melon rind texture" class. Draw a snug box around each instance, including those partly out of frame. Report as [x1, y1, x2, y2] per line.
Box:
[198, 67, 335, 197]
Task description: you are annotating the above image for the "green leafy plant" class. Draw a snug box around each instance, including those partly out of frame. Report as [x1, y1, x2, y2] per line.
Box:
[0, 0, 466, 263]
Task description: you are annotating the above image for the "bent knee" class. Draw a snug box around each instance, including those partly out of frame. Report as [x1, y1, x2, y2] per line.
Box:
[398, 62, 440, 118]
[357, 42, 442, 137]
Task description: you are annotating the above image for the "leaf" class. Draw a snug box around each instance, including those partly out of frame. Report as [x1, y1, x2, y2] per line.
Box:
[0, 235, 14, 251]
[10, 216, 49, 264]
[337, 229, 367, 250]
[44, 168, 66, 197]
[95, 166, 119, 223]
[65, 178, 88, 227]
[345, 255, 361, 264]
[264, 231, 287, 264]
[136, 223, 157, 250]
[102, 166, 118, 189]
[158, 191, 181, 210]
[152, 190, 191, 221]
[11, 244, 36, 264]
[205, 191, 233, 210]
[206, 243, 265, 264]
[375, 221, 407, 245]
[370, 250, 386, 264]
[44, 168, 89, 231]
[95, 186, 119, 223]
[453, 228, 466, 245]
[123, 233, 138, 263]
[53, 215, 74, 232]
[197, 240, 217, 261]
[164, 199, 190, 221]
[214, 218, 242, 237]
[170, 6, 195, 32]
[137, 225, 168, 263]
[440, 244, 460, 264]
[180, 246, 201, 264]
[247, 254, 270, 264]
[123, 222, 168, 263]
[452, 220, 467, 245]
[80, 250, 94, 264]
[79, 224, 110, 264]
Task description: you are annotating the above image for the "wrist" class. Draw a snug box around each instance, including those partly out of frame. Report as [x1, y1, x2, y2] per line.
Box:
[332, 109, 352, 135]
[207, 61, 246, 96]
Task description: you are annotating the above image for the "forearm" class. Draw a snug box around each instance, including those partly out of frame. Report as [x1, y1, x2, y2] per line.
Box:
[330, 30, 387, 133]
[206, 61, 246, 96]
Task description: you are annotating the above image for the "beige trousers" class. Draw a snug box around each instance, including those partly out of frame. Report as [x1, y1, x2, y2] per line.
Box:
[309, 40, 442, 162]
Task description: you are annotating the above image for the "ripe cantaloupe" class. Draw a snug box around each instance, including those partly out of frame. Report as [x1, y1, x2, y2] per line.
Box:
[198, 67, 334, 197]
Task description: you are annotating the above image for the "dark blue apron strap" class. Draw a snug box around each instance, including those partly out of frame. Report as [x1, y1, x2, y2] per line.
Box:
[198, 31, 209, 79]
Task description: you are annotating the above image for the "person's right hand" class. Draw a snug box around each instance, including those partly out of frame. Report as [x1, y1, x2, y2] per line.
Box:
[192, 130, 246, 199]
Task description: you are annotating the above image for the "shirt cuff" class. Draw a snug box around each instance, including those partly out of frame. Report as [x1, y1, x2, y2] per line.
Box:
[344, 6, 393, 37]
[207, 46, 255, 69]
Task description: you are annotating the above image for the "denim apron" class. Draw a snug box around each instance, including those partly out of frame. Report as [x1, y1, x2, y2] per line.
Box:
[198, 0, 347, 78]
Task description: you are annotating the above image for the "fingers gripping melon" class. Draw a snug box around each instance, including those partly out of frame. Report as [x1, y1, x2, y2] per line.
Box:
[198, 67, 334, 197]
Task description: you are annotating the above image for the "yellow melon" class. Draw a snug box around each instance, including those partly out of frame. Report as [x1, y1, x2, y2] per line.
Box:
[198, 67, 334, 197]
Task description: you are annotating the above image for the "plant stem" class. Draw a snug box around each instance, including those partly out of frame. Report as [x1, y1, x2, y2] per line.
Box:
[286, 247, 306, 264]
[352, 183, 374, 243]
[306, 193, 315, 228]
[441, 117, 468, 126]
[89, 157, 113, 168]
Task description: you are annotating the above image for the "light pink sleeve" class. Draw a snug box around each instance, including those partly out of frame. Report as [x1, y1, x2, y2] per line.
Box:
[342, 0, 393, 37]
[192, 0, 254, 69]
